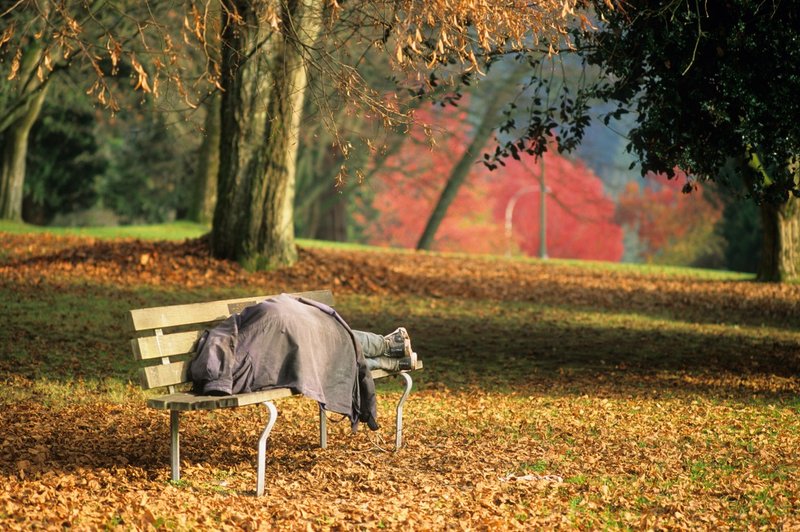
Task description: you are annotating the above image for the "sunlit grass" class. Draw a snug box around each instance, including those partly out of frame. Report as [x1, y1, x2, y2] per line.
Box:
[0, 375, 141, 407]
[0, 220, 209, 240]
[549, 256, 753, 280]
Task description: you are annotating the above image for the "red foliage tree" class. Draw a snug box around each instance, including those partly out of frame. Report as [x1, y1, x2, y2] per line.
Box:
[356, 104, 624, 261]
[354, 105, 509, 254]
[615, 171, 724, 265]
[489, 153, 624, 261]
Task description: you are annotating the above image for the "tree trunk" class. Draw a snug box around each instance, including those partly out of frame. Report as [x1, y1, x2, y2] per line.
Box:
[0, 85, 48, 221]
[189, 92, 221, 224]
[211, 0, 323, 269]
[313, 186, 347, 241]
[416, 97, 504, 250]
[0, 38, 49, 222]
[757, 196, 800, 282]
[415, 62, 527, 251]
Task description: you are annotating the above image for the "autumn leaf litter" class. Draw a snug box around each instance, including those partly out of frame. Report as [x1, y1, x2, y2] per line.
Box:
[1, 233, 799, 530]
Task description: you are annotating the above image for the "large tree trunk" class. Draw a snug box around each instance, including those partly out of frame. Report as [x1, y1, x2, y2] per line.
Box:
[0, 89, 48, 221]
[188, 0, 221, 225]
[757, 197, 800, 282]
[211, 0, 323, 269]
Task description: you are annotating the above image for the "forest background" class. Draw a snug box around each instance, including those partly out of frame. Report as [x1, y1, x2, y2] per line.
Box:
[7, 3, 760, 275]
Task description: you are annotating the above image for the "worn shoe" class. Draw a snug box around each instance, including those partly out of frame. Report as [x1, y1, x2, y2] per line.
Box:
[367, 352, 417, 372]
[384, 327, 413, 358]
[398, 352, 418, 371]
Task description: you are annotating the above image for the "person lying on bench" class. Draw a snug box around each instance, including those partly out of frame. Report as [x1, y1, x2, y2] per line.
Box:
[188, 293, 417, 431]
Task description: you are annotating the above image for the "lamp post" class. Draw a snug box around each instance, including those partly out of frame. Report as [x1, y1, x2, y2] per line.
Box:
[504, 156, 548, 258]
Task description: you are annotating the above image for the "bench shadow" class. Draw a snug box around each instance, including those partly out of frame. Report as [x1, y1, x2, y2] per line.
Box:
[351, 304, 800, 406]
[1, 274, 796, 405]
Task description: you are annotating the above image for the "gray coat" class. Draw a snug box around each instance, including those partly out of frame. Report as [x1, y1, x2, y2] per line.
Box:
[189, 294, 378, 431]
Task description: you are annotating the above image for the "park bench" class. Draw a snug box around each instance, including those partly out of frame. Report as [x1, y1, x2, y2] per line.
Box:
[128, 289, 422, 496]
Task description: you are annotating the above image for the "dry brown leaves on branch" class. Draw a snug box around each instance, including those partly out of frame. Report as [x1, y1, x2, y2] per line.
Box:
[391, 0, 584, 70]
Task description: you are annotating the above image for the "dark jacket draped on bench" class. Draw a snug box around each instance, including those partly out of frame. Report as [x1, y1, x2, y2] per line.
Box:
[188, 294, 378, 431]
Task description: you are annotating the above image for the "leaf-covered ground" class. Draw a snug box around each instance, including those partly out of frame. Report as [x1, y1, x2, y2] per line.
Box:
[1, 233, 799, 530]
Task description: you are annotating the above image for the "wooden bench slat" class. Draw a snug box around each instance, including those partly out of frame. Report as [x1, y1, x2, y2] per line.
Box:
[140, 361, 191, 390]
[131, 330, 203, 360]
[128, 290, 334, 332]
[146, 389, 297, 411]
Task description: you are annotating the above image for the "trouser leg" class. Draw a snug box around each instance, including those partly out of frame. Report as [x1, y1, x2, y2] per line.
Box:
[353, 330, 387, 358]
[353, 330, 403, 371]
[354, 329, 415, 372]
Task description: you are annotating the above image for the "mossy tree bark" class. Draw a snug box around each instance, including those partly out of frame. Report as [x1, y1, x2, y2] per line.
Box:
[757, 196, 800, 282]
[211, 0, 323, 269]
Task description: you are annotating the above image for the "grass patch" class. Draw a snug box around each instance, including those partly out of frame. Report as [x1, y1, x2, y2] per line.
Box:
[0, 220, 209, 240]
[553, 256, 753, 280]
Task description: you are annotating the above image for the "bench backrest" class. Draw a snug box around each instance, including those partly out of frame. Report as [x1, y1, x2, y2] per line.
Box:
[128, 290, 335, 393]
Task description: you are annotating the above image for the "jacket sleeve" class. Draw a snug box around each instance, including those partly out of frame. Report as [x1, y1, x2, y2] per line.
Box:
[189, 314, 238, 395]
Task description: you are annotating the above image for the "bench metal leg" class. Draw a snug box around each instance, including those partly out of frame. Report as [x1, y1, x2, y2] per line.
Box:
[170, 410, 180, 481]
[319, 403, 327, 449]
[395, 372, 413, 451]
[256, 401, 278, 496]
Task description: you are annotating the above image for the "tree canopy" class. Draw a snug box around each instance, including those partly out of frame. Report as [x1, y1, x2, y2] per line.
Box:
[1, 0, 591, 268]
[481, 0, 800, 280]
[583, 0, 800, 204]
[580, 0, 800, 281]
